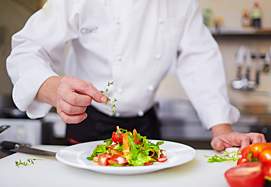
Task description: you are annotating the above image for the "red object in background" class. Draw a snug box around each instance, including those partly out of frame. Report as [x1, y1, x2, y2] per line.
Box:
[224, 162, 265, 187]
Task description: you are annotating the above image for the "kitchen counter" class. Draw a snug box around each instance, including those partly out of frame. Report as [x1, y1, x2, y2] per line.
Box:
[0, 145, 235, 187]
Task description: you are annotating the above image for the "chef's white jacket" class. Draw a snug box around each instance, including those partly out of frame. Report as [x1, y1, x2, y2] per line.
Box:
[6, 0, 240, 130]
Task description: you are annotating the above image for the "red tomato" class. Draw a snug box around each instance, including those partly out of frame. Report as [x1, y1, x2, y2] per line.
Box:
[144, 161, 154, 166]
[98, 153, 111, 166]
[224, 162, 265, 187]
[112, 131, 123, 144]
[263, 164, 271, 178]
[237, 157, 248, 165]
[241, 145, 251, 158]
[154, 154, 168, 162]
[133, 138, 140, 145]
[109, 155, 128, 165]
[250, 143, 271, 159]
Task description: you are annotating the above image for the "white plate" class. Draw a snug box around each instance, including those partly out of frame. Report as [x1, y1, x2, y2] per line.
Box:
[56, 140, 196, 175]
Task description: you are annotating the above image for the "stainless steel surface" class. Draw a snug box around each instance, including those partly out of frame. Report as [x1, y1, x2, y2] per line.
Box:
[0, 118, 42, 146]
[156, 99, 271, 142]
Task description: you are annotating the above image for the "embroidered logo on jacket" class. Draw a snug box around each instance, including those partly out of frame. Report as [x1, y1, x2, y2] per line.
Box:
[80, 27, 98, 34]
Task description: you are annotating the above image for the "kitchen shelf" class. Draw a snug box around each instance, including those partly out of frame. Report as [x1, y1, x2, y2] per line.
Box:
[210, 27, 271, 36]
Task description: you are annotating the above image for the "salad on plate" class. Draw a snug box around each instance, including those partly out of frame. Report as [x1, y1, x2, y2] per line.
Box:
[87, 126, 167, 166]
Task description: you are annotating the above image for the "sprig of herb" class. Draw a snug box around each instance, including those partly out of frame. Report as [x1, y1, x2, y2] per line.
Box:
[15, 158, 44, 167]
[204, 149, 241, 163]
[100, 82, 117, 114]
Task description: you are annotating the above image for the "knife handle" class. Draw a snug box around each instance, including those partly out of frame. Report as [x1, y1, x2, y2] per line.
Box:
[0, 141, 24, 150]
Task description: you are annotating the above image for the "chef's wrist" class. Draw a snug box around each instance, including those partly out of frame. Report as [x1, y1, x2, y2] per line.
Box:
[211, 123, 233, 137]
[35, 76, 62, 107]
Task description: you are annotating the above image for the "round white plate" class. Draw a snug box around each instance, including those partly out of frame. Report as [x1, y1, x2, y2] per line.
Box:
[56, 140, 196, 175]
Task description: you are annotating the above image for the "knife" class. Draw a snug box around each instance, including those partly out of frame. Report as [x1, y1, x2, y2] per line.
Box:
[0, 141, 56, 157]
[0, 125, 10, 134]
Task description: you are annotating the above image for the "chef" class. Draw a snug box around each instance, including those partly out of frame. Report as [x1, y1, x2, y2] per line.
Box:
[6, 0, 266, 150]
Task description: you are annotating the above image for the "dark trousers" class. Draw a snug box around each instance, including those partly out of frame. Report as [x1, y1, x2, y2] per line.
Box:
[65, 105, 161, 144]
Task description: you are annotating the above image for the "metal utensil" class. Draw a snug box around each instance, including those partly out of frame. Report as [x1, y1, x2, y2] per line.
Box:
[0, 141, 56, 157]
[0, 125, 10, 134]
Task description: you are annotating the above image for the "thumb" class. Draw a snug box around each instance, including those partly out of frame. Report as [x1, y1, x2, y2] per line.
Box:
[68, 77, 108, 103]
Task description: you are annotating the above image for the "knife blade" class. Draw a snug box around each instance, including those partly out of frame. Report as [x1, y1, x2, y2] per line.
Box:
[0, 125, 10, 134]
[0, 141, 56, 157]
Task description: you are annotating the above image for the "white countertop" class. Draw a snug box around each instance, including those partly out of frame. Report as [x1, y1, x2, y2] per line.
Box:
[0, 145, 235, 187]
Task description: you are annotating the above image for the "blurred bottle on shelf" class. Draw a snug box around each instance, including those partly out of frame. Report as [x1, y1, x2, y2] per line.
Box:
[251, 2, 262, 28]
[202, 8, 213, 27]
[241, 9, 251, 28]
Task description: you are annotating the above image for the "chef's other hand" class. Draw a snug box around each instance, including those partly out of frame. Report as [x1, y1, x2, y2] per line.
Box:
[210, 124, 266, 151]
[36, 76, 108, 124]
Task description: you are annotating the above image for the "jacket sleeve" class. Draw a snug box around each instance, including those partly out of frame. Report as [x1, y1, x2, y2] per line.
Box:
[176, 0, 240, 129]
[6, 0, 78, 119]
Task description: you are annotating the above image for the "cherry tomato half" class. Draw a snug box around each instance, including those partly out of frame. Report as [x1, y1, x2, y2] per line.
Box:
[237, 157, 248, 165]
[224, 162, 265, 187]
[263, 164, 271, 178]
[154, 154, 168, 162]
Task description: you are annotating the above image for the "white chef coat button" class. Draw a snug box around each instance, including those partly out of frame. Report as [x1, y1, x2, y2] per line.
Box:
[138, 111, 144, 116]
[148, 85, 154, 91]
[115, 113, 120, 117]
[117, 57, 122, 61]
[115, 19, 120, 25]
[155, 54, 161, 59]
[118, 88, 122, 93]
[158, 19, 163, 24]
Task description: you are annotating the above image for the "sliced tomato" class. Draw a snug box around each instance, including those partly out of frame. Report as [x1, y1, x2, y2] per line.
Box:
[237, 157, 248, 165]
[154, 154, 168, 162]
[112, 131, 123, 144]
[263, 164, 271, 178]
[133, 138, 140, 145]
[144, 161, 154, 166]
[224, 162, 265, 187]
[98, 153, 111, 166]
[109, 154, 128, 165]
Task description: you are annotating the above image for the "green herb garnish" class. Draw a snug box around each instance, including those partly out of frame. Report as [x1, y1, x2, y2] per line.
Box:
[100, 82, 117, 114]
[15, 158, 44, 167]
[204, 149, 241, 163]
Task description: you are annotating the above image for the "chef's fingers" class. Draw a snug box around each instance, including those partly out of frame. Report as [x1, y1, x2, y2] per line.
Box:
[61, 76, 108, 103]
[58, 99, 87, 115]
[61, 90, 92, 107]
[57, 109, 87, 124]
[247, 133, 267, 144]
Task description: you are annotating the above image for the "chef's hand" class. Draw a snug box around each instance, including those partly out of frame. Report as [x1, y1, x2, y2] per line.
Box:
[35, 76, 108, 124]
[210, 124, 266, 151]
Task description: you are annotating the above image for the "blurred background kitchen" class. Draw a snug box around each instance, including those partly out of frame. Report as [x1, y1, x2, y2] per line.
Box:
[0, 0, 271, 149]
